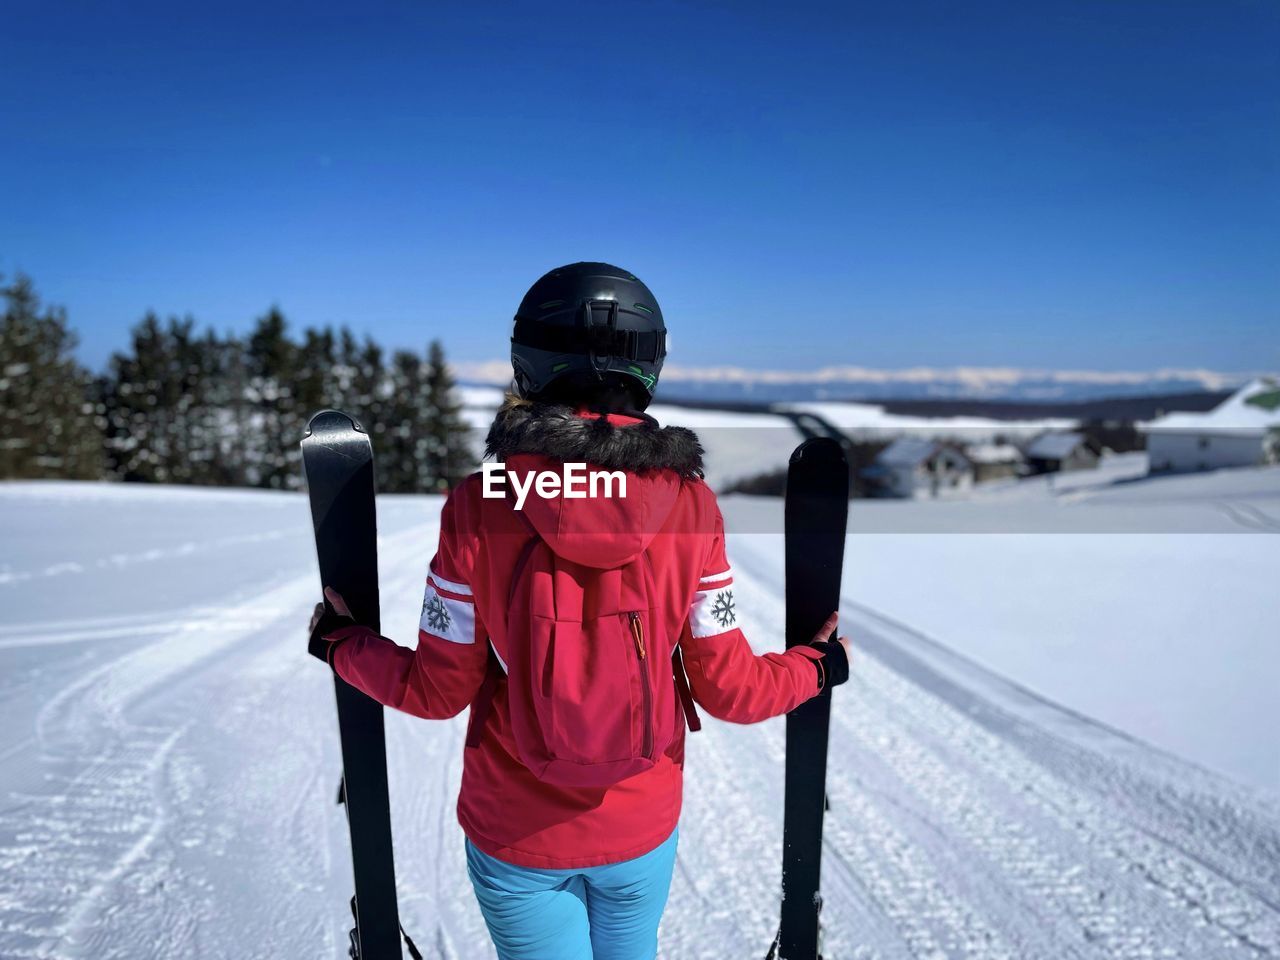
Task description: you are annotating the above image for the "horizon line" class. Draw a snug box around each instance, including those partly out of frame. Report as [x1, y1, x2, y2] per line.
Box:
[450, 361, 1268, 391]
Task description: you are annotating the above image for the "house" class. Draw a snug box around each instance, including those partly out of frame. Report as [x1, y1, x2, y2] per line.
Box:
[1023, 431, 1100, 475]
[1143, 378, 1280, 473]
[863, 437, 974, 498]
[963, 442, 1025, 484]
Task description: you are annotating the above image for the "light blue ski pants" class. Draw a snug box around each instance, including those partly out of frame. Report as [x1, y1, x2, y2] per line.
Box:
[465, 829, 678, 960]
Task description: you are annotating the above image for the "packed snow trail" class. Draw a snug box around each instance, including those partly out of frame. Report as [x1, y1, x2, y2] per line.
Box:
[0, 483, 1277, 959]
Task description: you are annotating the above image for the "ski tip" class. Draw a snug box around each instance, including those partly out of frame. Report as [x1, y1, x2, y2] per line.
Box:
[303, 409, 367, 439]
[789, 436, 847, 467]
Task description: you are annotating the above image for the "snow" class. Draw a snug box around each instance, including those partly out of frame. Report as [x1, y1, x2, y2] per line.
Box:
[455, 385, 507, 409]
[456, 385, 506, 449]
[645, 403, 805, 488]
[969, 450, 1151, 501]
[1, 475, 1278, 958]
[1146, 377, 1280, 435]
[723, 464, 1280, 792]
[845, 533, 1279, 792]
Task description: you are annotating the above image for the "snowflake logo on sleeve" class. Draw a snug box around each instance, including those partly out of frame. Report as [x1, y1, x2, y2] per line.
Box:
[424, 594, 452, 633]
[710, 589, 737, 628]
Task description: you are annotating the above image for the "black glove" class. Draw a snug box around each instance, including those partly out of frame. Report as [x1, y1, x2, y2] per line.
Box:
[810, 637, 849, 691]
[308, 603, 355, 666]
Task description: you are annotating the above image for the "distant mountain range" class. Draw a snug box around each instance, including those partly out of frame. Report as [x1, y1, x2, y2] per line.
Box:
[453, 361, 1264, 405]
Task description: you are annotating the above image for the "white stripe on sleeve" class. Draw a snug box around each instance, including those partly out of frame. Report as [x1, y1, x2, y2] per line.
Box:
[420, 580, 477, 644]
[428, 570, 473, 597]
[690, 574, 740, 638]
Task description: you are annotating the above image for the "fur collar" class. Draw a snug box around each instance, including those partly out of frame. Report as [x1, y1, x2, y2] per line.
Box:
[485, 395, 704, 479]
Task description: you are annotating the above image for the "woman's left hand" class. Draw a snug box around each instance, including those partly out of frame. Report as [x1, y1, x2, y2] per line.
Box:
[309, 587, 353, 633]
[308, 587, 356, 664]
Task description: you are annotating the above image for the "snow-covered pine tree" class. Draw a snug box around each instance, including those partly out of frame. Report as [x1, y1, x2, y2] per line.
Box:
[19, 275, 475, 492]
[355, 340, 472, 493]
[342, 334, 387, 474]
[381, 349, 425, 493]
[295, 326, 337, 424]
[245, 307, 300, 489]
[0, 273, 103, 480]
[191, 327, 239, 486]
[330, 326, 360, 413]
[421, 339, 472, 491]
[101, 314, 208, 484]
[152, 316, 203, 485]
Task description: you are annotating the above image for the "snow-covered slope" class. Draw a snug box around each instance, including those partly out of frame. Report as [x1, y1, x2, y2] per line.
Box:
[645, 402, 805, 488]
[456, 387, 807, 489]
[0, 480, 1277, 959]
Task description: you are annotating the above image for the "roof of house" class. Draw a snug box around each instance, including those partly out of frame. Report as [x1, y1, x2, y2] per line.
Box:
[1024, 431, 1089, 461]
[876, 437, 939, 467]
[1144, 378, 1280, 436]
[875, 437, 976, 469]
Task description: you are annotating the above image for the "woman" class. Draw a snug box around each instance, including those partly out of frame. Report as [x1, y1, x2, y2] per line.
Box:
[308, 262, 851, 960]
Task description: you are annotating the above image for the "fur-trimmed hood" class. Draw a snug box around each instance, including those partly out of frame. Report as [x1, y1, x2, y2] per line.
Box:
[482, 396, 705, 568]
[485, 396, 704, 479]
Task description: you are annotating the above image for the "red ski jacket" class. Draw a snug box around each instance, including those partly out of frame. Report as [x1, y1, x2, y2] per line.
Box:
[331, 401, 823, 868]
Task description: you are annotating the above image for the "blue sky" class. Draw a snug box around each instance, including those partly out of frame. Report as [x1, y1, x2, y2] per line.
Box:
[2, 0, 1276, 373]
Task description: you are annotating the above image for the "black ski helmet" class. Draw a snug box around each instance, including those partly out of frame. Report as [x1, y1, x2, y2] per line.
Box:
[511, 262, 666, 408]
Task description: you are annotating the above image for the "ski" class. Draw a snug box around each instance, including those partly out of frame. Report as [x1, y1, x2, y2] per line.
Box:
[301, 410, 406, 960]
[770, 437, 850, 960]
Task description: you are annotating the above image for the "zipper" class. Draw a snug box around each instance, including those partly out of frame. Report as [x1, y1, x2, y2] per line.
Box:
[629, 611, 654, 759]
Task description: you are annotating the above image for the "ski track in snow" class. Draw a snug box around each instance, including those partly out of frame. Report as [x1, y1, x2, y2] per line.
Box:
[1, 495, 1278, 959]
[0, 518, 435, 959]
[0, 528, 296, 587]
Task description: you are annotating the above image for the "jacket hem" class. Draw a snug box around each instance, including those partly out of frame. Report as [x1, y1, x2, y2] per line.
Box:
[457, 810, 681, 870]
